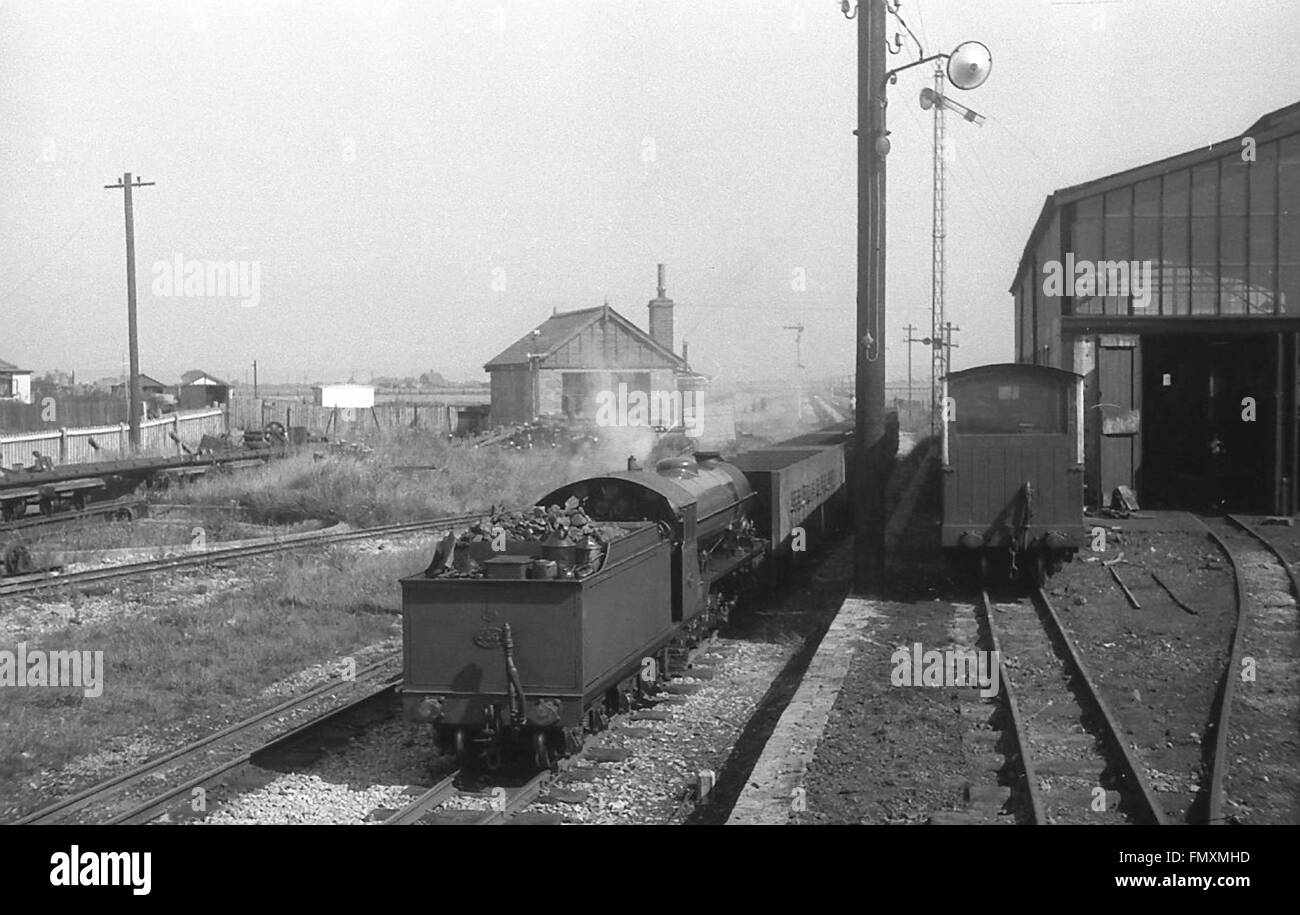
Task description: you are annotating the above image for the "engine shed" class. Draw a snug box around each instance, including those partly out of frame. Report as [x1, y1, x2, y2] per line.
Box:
[1011, 100, 1300, 514]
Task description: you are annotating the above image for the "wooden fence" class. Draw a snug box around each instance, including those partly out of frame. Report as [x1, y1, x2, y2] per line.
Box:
[226, 397, 483, 439]
[0, 408, 227, 469]
[0, 397, 128, 431]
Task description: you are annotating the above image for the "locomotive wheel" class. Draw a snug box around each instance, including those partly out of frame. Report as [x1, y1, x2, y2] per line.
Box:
[264, 421, 287, 445]
[530, 730, 552, 771]
[450, 727, 469, 763]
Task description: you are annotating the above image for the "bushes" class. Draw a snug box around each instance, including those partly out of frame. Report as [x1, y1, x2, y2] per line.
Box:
[161, 430, 596, 526]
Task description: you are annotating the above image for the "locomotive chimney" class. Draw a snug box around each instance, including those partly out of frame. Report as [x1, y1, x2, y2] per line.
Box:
[648, 262, 674, 354]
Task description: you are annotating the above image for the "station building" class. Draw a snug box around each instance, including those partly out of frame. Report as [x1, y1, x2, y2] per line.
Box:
[484, 265, 705, 427]
[1011, 100, 1300, 514]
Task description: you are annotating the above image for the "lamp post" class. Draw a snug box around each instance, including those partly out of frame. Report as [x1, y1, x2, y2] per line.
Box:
[850, 0, 990, 591]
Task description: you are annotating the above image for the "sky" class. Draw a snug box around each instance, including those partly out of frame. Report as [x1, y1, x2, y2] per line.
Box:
[2, 0, 1298, 387]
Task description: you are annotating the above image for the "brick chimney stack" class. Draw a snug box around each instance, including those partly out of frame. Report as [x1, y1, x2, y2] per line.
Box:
[648, 263, 674, 354]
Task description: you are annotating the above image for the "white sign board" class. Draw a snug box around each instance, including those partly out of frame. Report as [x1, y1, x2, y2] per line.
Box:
[314, 384, 375, 409]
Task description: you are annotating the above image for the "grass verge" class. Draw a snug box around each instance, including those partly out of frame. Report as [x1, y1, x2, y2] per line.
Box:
[0, 543, 428, 817]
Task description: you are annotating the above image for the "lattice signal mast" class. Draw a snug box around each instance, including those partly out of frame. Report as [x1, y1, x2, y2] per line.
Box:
[920, 71, 984, 432]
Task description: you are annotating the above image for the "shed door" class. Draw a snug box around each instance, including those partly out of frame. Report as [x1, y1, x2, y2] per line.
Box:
[1098, 342, 1141, 504]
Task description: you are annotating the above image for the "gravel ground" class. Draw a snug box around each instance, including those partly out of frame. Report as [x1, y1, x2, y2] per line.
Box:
[794, 596, 972, 824]
[0, 568, 247, 645]
[534, 640, 793, 824]
[1048, 521, 1236, 822]
[192, 638, 793, 825]
[256, 638, 400, 701]
[197, 717, 439, 825]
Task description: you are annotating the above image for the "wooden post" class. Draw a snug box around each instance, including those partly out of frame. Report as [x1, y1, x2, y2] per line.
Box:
[854, 0, 888, 590]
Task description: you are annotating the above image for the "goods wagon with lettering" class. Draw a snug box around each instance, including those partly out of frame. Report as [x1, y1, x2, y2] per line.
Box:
[399, 425, 853, 770]
[729, 445, 847, 559]
[941, 363, 1086, 583]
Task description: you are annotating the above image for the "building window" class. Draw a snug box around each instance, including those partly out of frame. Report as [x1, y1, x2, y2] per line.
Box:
[0, 377, 12, 398]
[1220, 154, 1249, 315]
[1133, 178, 1161, 314]
[1161, 170, 1191, 315]
[1250, 140, 1279, 314]
[562, 373, 590, 418]
[1072, 195, 1103, 315]
[1279, 134, 1300, 316]
[1190, 161, 1219, 314]
[1103, 186, 1132, 315]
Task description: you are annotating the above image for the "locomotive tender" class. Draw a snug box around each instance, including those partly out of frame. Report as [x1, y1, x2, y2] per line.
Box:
[399, 425, 851, 769]
[941, 363, 1086, 582]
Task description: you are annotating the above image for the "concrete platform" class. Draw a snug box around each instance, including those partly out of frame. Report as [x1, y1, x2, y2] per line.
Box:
[726, 596, 885, 825]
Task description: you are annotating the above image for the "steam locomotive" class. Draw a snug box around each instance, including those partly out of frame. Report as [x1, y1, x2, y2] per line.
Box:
[399, 423, 851, 769]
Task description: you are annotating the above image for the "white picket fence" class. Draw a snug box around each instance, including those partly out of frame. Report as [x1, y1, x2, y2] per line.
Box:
[0, 408, 227, 469]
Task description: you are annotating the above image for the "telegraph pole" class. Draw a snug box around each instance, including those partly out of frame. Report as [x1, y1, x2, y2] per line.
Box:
[930, 69, 945, 437]
[855, 0, 888, 591]
[904, 322, 925, 422]
[943, 322, 961, 370]
[784, 323, 806, 420]
[105, 172, 155, 452]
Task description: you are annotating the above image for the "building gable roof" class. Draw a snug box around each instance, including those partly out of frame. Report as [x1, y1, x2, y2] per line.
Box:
[180, 369, 228, 386]
[0, 358, 31, 374]
[1010, 98, 1300, 291]
[484, 304, 686, 371]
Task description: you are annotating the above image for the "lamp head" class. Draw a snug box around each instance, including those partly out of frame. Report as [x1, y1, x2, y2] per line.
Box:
[946, 41, 991, 90]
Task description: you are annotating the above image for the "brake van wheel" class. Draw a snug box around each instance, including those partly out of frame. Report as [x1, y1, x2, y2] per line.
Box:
[1031, 548, 1048, 589]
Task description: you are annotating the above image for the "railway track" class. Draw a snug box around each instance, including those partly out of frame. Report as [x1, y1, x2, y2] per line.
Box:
[14, 660, 400, 825]
[381, 769, 556, 825]
[0, 511, 484, 598]
[1195, 513, 1300, 825]
[977, 585, 1170, 824]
